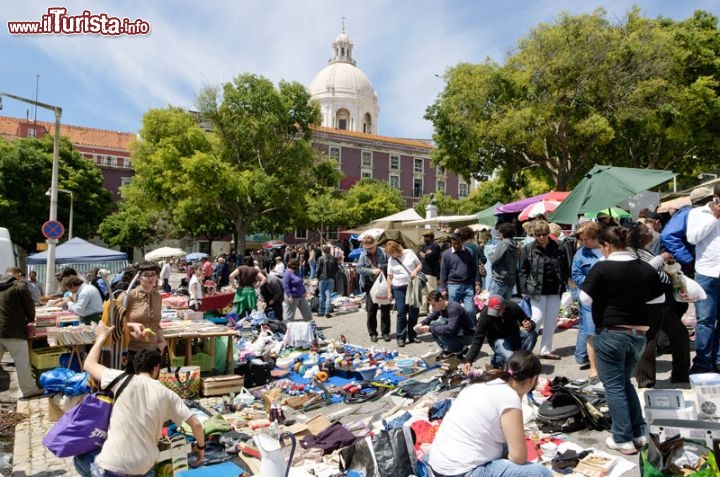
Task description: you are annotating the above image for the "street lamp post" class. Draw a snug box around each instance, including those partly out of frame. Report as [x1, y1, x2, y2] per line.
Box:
[46, 188, 73, 239]
[0, 92, 62, 295]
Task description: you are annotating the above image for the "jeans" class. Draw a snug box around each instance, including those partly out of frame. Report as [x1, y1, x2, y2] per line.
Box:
[490, 329, 538, 368]
[691, 273, 720, 373]
[433, 459, 551, 477]
[447, 283, 476, 316]
[431, 329, 472, 353]
[392, 285, 419, 343]
[162, 278, 171, 293]
[309, 262, 317, 279]
[318, 278, 334, 315]
[575, 302, 595, 365]
[594, 328, 646, 443]
[91, 462, 154, 477]
[529, 294, 562, 355]
[489, 280, 514, 301]
[73, 449, 100, 477]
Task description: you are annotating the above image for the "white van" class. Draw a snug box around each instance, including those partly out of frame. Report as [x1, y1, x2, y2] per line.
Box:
[0, 228, 17, 273]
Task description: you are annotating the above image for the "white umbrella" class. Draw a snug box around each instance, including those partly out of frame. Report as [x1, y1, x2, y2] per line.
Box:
[358, 228, 385, 241]
[145, 246, 186, 260]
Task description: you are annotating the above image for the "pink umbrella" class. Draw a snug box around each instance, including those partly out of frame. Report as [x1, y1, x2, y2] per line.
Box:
[518, 199, 562, 221]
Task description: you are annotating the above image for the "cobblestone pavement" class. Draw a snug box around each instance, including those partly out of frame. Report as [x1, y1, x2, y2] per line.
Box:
[4, 305, 691, 476]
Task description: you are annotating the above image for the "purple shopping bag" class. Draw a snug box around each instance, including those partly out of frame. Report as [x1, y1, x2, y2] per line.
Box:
[43, 372, 132, 457]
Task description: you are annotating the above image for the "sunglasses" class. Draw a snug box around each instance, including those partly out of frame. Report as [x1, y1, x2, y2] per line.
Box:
[534, 233, 548, 238]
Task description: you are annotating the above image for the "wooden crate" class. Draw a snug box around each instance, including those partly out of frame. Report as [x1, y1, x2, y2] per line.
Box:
[201, 375, 244, 397]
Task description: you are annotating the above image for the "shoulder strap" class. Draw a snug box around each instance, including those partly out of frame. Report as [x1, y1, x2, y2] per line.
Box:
[113, 373, 134, 401]
[102, 371, 128, 392]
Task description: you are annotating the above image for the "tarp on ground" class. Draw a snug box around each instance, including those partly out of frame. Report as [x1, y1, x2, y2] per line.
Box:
[495, 191, 571, 214]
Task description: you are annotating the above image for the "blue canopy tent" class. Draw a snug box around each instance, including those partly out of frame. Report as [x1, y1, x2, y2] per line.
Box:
[27, 237, 129, 291]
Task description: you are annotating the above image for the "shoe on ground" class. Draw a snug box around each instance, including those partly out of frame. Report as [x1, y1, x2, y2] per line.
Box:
[397, 340, 405, 348]
[670, 374, 689, 384]
[325, 313, 333, 318]
[370, 335, 379, 343]
[407, 338, 422, 344]
[382, 334, 391, 342]
[579, 362, 591, 371]
[19, 388, 44, 400]
[606, 436, 638, 455]
[633, 436, 648, 449]
[540, 353, 561, 360]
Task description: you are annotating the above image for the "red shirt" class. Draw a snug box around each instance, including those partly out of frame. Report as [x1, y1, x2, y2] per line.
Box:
[202, 261, 213, 279]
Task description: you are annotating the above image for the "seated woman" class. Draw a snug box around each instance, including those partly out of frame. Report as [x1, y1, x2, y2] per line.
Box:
[429, 350, 551, 477]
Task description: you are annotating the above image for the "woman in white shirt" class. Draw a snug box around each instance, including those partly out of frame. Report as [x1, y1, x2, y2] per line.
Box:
[385, 240, 423, 347]
[188, 264, 204, 311]
[429, 350, 551, 477]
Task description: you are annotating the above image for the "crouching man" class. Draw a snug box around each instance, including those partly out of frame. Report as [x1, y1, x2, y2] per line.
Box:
[462, 295, 538, 373]
[414, 290, 475, 357]
[74, 322, 206, 477]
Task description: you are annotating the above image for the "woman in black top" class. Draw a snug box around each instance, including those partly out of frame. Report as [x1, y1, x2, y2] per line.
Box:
[518, 220, 569, 359]
[581, 226, 664, 455]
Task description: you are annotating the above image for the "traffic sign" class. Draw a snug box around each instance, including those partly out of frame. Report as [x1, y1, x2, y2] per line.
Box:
[42, 220, 64, 240]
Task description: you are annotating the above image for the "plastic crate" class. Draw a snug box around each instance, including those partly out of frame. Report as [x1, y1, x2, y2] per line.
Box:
[30, 347, 65, 369]
[171, 352, 213, 372]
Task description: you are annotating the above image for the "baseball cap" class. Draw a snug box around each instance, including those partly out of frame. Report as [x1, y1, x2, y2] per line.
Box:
[486, 295, 504, 317]
[690, 186, 714, 204]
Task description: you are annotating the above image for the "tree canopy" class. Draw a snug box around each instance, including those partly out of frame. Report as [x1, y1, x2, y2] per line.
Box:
[425, 8, 720, 190]
[0, 135, 111, 252]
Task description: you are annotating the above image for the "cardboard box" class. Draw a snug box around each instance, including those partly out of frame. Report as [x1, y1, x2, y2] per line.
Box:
[201, 375, 244, 397]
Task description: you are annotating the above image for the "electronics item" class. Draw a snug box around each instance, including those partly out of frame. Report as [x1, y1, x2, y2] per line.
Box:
[689, 373, 720, 418]
[650, 418, 720, 456]
[644, 390, 684, 410]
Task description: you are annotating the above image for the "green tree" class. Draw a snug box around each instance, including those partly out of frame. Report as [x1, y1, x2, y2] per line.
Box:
[97, 202, 161, 253]
[426, 8, 720, 190]
[457, 179, 511, 214]
[0, 136, 110, 252]
[196, 74, 323, 255]
[342, 179, 406, 227]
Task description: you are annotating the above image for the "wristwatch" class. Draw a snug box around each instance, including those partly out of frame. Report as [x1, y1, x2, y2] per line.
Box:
[196, 443, 205, 450]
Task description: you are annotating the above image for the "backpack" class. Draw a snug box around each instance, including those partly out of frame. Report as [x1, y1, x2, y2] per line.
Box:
[536, 385, 611, 434]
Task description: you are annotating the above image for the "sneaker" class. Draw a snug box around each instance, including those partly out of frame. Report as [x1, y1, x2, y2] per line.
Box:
[606, 437, 638, 455]
[633, 436, 648, 449]
[382, 334, 391, 342]
[370, 335, 379, 343]
[579, 362, 591, 371]
[325, 313, 333, 319]
[397, 340, 405, 348]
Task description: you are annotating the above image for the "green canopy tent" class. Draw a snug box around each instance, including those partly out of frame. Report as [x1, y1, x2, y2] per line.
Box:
[548, 165, 676, 224]
[476, 202, 502, 228]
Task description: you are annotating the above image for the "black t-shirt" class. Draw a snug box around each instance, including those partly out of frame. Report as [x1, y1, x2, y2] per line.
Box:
[582, 256, 665, 329]
[418, 242, 441, 277]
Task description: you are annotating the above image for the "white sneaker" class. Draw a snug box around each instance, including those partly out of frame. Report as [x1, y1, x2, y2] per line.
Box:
[606, 436, 638, 455]
[633, 436, 648, 448]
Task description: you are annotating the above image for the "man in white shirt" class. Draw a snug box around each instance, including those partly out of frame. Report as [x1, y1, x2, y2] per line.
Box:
[686, 185, 720, 374]
[160, 261, 173, 293]
[62, 276, 104, 324]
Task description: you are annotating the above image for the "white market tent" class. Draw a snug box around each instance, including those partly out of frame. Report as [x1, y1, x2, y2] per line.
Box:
[27, 237, 129, 289]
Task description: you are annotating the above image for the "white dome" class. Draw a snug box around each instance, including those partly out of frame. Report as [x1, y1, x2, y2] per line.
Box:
[308, 62, 377, 102]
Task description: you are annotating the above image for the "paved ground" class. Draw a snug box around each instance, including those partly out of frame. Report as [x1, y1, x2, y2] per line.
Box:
[0, 302, 694, 476]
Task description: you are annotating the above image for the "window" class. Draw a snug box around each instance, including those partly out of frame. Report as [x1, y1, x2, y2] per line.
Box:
[336, 108, 350, 130]
[459, 182, 468, 198]
[436, 166, 446, 177]
[329, 146, 341, 161]
[436, 180, 445, 193]
[414, 158, 424, 174]
[125, 158, 132, 168]
[27, 127, 36, 138]
[198, 242, 211, 255]
[389, 174, 400, 189]
[361, 150, 373, 168]
[295, 229, 308, 239]
[413, 178, 423, 197]
[120, 177, 132, 187]
[338, 119, 347, 130]
[361, 170, 373, 179]
[389, 154, 400, 170]
[103, 155, 113, 167]
[327, 228, 339, 240]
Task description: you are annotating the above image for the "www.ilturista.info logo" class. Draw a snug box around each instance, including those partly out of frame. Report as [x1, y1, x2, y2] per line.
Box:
[8, 7, 150, 35]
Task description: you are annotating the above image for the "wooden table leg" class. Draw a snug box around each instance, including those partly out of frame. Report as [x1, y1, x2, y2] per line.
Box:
[184, 338, 192, 366]
[225, 335, 233, 375]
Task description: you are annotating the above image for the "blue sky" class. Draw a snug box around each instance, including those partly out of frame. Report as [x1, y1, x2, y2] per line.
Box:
[2, 1, 717, 139]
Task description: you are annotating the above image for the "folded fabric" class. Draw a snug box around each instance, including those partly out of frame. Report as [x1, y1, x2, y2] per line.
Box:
[300, 421, 358, 454]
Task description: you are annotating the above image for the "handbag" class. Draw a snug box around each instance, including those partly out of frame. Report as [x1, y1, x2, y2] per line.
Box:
[159, 365, 201, 399]
[43, 372, 133, 457]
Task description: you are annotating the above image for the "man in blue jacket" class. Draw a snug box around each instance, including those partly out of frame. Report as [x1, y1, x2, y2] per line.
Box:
[414, 290, 475, 355]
